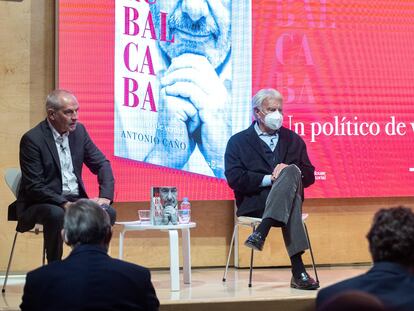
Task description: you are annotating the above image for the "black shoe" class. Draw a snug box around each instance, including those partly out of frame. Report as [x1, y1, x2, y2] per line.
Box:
[244, 232, 265, 251]
[290, 272, 319, 290]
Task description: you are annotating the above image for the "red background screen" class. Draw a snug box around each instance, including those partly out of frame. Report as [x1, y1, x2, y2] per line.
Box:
[59, 1, 414, 201]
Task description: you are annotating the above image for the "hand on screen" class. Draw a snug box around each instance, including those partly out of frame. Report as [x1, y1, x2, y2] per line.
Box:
[144, 88, 197, 169]
[161, 53, 230, 177]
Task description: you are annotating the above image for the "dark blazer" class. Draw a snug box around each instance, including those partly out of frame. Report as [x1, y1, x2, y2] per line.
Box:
[20, 244, 160, 311]
[9, 120, 114, 231]
[316, 262, 414, 311]
[225, 123, 315, 217]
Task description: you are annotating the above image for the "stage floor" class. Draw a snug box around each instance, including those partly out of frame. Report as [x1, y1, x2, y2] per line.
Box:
[1, 265, 369, 311]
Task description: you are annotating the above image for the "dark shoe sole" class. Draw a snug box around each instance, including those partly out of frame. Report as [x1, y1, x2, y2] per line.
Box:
[290, 282, 320, 290]
[244, 240, 263, 251]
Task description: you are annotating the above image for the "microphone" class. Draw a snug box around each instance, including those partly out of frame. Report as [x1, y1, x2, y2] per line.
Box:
[57, 137, 66, 152]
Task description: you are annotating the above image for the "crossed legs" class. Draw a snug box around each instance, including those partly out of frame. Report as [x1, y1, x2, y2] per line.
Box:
[244, 165, 319, 289]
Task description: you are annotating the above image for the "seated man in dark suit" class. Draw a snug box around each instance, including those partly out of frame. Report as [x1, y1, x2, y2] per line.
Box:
[20, 199, 160, 311]
[317, 206, 414, 311]
[225, 88, 318, 290]
[10, 89, 116, 263]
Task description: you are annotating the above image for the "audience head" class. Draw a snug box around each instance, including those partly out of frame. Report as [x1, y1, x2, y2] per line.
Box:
[63, 199, 112, 249]
[367, 206, 414, 269]
[318, 291, 386, 311]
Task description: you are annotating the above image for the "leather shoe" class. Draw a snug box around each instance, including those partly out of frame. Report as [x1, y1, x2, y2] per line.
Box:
[244, 232, 265, 251]
[290, 272, 319, 290]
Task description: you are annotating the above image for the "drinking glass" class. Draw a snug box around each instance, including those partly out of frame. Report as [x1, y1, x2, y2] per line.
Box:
[138, 210, 151, 225]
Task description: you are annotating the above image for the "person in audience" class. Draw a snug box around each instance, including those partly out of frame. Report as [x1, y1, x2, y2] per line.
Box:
[225, 88, 318, 290]
[317, 206, 414, 311]
[9, 89, 116, 262]
[318, 291, 386, 311]
[20, 199, 160, 311]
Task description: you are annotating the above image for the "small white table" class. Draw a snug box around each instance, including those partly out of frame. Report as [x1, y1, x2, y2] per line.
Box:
[115, 221, 196, 291]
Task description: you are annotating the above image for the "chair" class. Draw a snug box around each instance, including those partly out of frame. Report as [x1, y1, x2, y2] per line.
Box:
[222, 214, 319, 287]
[2, 168, 45, 293]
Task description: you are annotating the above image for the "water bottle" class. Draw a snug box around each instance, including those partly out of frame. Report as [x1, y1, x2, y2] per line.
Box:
[179, 197, 191, 224]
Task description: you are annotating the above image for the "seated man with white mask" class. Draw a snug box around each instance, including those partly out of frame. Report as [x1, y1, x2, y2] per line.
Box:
[224, 88, 319, 290]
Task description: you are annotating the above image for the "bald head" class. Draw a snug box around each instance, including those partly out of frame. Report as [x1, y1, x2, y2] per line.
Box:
[46, 89, 78, 112]
[46, 89, 79, 134]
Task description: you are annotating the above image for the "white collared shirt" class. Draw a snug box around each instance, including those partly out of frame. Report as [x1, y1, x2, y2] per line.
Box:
[254, 122, 302, 187]
[253, 122, 279, 187]
[254, 122, 279, 152]
[47, 120, 79, 196]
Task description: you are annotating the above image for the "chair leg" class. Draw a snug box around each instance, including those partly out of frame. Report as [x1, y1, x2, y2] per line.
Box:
[2, 232, 18, 293]
[42, 239, 46, 266]
[223, 224, 238, 282]
[248, 225, 255, 287]
[303, 222, 319, 283]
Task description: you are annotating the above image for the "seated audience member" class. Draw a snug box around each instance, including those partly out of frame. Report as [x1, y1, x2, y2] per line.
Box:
[20, 199, 160, 311]
[225, 88, 318, 289]
[318, 291, 386, 311]
[317, 206, 414, 311]
[10, 89, 116, 263]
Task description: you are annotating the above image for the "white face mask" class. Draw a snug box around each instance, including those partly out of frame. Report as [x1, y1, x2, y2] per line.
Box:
[263, 110, 283, 130]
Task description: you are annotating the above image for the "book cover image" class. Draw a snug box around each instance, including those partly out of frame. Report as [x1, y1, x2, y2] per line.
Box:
[151, 186, 178, 225]
[114, 1, 252, 179]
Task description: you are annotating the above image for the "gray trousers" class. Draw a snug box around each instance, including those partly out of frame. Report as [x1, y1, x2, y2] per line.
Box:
[263, 165, 309, 257]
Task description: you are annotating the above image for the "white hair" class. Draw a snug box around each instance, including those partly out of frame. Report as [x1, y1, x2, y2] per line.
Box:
[252, 88, 283, 119]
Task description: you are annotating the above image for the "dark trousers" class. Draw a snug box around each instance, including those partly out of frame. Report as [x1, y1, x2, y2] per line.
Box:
[19, 203, 64, 263]
[19, 202, 116, 263]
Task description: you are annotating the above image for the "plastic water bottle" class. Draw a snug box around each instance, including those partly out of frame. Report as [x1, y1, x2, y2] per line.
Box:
[179, 197, 191, 224]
